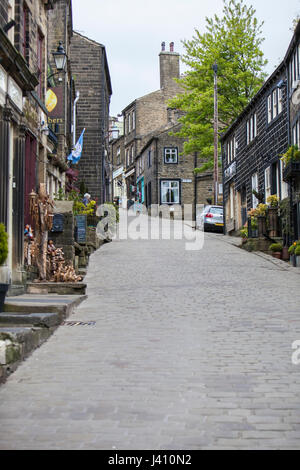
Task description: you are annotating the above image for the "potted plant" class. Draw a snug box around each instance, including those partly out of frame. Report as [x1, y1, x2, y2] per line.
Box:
[295, 245, 300, 267]
[0, 223, 9, 313]
[255, 203, 268, 237]
[288, 241, 300, 267]
[269, 242, 283, 259]
[267, 195, 280, 237]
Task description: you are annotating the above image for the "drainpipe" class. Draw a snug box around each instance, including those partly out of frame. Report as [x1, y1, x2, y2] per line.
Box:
[73, 91, 80, 148]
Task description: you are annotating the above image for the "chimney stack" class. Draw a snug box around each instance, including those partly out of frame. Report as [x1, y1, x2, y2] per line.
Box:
[159, 41, 180, 90]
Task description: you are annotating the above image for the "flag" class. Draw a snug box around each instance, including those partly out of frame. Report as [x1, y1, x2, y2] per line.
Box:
[68, 128, 86, 164]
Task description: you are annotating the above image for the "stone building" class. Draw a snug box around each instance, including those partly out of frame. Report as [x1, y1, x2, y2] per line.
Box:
[0, 0, 55, 294]
[46, 0, 73, 198]
[70, 31, 112, 204]
[122, 42, 184, 200]
[221, 21, 300, 242]
[110, 134, 127, 207]
[135, 122, 213, 219]
[120, 42, 213, 215]
[221, 60, 289, 236]
[284, 21, 300, 241]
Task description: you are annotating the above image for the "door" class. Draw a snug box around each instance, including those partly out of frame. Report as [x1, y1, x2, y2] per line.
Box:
[24, 134, 37, 227]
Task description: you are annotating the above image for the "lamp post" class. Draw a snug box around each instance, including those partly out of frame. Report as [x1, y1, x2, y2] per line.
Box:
[212, 62, 219, 206]
[47, 42, 67, 82]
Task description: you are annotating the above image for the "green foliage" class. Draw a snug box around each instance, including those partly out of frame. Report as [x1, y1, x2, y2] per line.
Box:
[240, 227, 248, 239]
[168, 0, 267, 170]
[54, 189, 82, 202]
[73, 200, 97, 216]
[289, 240, 300, 256]
[0, 223, 8, 266]
[269, 243, 283, 253]
[281, 145, 300, 166]
[295, 245, 300, 257]
[267, 195, 279, 207]
[255, 204, 268, 217]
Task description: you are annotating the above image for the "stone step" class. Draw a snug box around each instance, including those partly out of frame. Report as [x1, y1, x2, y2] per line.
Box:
[26, 282, 87, 295]
[0, 312, 60, 328]
[0, 327, 53, 384]
[3, 294, 86, 316]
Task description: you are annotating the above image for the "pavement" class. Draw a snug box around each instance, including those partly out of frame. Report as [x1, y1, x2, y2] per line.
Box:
[0, 221, 300, 450]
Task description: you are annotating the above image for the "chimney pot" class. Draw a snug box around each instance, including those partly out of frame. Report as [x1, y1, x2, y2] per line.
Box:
[170, 42, 174, 52]
[161, 42, 166, 52]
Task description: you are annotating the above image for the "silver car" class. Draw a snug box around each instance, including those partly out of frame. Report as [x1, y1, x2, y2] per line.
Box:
[197, 205, 224, 233]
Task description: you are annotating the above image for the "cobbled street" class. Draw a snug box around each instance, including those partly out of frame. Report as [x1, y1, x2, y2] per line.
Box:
[0, 221, 300, 450]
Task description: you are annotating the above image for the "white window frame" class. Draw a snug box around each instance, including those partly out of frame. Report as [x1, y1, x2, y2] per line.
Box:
[161, 180, 180, 205]
[280, 158, 289, 200]
[268, 95, 272, 123]
[252, 172, 259, 208]
[131, 145, 134, 163]
[278, 88, 283, 114]
[265, 166, 271, 201]
[246, 113, 257, 144]
[272, 89, 278, 119]
[230, 184, 234, 219]
[164, 147, 178, 164]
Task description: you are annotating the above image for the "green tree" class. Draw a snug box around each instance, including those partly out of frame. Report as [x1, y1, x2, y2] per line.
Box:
[169, 0, 268, 172]
[0, 223, 8, 266]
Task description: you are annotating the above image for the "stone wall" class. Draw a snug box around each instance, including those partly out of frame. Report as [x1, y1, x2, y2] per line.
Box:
[70, 32, 112, 204]
[142, 126, 213, 214]
[49, 201, 75, 266]
[222, 63, 289, 233]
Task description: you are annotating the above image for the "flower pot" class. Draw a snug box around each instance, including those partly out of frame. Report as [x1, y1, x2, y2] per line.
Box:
[268, 207, 279, 237]
[290, 255, 297, 267]
[0, 283, 9, 313]
[257, 216, 267, 237]
[296, 256, 300, 268]
[282, 247, 290, 261]
[272, 252, 282, 260]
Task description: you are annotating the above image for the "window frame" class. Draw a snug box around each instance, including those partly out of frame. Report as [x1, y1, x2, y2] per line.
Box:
[246, 113, 257, 145]
[164, 147, 178, 164]
[160, 179, 181, 205]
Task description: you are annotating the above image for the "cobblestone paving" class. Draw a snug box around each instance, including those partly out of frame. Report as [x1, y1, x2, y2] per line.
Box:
[0, 221, 300, 450]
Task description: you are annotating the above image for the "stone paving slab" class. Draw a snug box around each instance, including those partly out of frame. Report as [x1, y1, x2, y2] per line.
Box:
[0, 224, 299, 449]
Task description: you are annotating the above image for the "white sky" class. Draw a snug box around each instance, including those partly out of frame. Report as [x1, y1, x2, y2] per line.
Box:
[72, 0, 300, 116]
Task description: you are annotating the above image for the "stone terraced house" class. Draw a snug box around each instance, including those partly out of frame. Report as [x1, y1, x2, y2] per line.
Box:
[0, 0, 58, 294]
[118, 42, 213, 217]
[221, 21, 300, 242]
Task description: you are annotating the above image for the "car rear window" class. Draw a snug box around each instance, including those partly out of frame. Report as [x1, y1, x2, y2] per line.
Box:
[210, 207, 223, 215]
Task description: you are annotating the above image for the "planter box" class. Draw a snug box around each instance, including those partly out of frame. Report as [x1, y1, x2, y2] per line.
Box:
[283, 161, 300, 182]
[290, 255, 297, 267]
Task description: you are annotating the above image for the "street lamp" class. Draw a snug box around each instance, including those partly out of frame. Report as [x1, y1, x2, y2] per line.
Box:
[212, 62, 219, 206]
[52, 41, 67, 72]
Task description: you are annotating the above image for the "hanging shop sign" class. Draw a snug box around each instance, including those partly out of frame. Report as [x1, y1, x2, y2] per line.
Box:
[113, 167, 124, 179]
[46, 86, 64, 126]
[125, 168, 135, 179]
